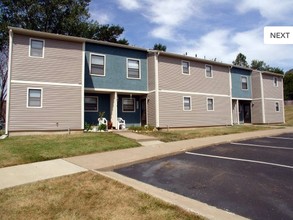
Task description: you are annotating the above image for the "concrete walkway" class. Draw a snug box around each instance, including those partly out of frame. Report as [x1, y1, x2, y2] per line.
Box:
[1, 127, 292, 220]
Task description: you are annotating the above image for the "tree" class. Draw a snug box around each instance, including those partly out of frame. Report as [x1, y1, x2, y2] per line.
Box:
[284, 69, 293, 100]
[153, 43, 167, 51]
[232, 53, 249, 67]
[250, 60, 268, 71]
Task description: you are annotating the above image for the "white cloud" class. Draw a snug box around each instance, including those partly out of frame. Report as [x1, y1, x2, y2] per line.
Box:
[237, 0, 293, 22]
[90, 11, 111, 24]
[117, 0, 141, 10]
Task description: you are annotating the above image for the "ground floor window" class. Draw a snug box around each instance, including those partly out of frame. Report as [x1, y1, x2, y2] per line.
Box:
[183, 96, 191, 111]
[85, 96, 98, 111]
[122, 98, 135, 112]
[275, 102, 280, 112]
[207, 98, 214, 111]
[27, 88, 42, 108]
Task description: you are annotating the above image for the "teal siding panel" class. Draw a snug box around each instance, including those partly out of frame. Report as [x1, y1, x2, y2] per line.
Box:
[85, 43, 147, 91]
[84, 93, 110, 125]
[118, 95, 141, 127]
[231, 67, 252, 98]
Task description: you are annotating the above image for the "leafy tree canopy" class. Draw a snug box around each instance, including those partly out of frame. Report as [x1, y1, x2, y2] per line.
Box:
[153, 43, 167, 51]
[284, 69, 293, 100]
[232, 53, 249, 67]
[0, 0, 128, 48]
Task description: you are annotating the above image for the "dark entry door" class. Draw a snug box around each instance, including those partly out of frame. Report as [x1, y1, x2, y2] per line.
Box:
[239, 102, 251, 124]
[141, 98, 147, 126]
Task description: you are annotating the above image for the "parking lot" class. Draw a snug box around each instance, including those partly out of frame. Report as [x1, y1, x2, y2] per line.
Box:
[116, 133, 293, 220]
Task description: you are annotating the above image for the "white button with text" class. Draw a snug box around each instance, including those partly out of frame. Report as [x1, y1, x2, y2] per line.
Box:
[264, 26, 293, 44]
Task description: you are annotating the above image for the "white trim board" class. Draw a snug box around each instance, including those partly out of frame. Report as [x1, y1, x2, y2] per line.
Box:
[85, 87, 149, 94]
[159, 89, 230, 98]
[11, 80, 82, 87]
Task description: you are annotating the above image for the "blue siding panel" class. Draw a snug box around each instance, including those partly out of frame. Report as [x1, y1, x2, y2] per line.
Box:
[231, 67, 252, 98]
[84, 93, 110, 125]
[118, 95, 141, 127]
[85, 43, 148, 91]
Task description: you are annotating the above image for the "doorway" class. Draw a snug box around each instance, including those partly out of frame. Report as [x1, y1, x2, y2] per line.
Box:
[141, 98, 147, 126]
[239, 101, 251, 124]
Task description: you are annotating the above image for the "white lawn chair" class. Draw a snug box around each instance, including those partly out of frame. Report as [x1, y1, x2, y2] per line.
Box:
[98, 118, 108, 131]
[117, 117, 126, 130]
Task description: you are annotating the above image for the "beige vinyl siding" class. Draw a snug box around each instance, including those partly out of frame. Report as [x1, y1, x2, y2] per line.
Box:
[264, 100, 283, 123]
[9, 83, 82, 131]
[12, 34, 82, 84]
[158, 56, 230, 95]
[251, 71, 262, 99]
[147, 92, 156, 126]
[158, 92, 231, 127]
[251, 100, 263, 124]
[147, 53, 156, 91]
[262, 74, 283, 99]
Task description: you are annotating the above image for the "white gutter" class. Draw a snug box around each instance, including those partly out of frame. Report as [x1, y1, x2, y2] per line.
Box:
[229, 66, 233, 125]
[5, 29, 13, 135]
[81, 42, 85, 129]
[154, 52, 160, 128]
[260, 71, 266, 123]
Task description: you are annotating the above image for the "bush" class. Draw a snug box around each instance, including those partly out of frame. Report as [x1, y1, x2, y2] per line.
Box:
[98, 123, 107, 131]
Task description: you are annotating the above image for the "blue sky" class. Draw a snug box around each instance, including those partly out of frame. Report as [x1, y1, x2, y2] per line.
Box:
[89, 0, 293, 72]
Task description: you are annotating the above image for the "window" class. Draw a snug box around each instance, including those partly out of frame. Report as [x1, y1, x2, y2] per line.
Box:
[127, 59, 140, 79]
[205, 65, 213, 78]
[207, 98, 214, 111]
[183, 97, 191, 111]
[182, 61, 190, 74]
[241, 76, 248, 90]
[275, 102, 280, 112]
[91, 54, 105, 76]
[30, 39, 44, 58]
[85, 96, 98, 111]
[273, 77, 278, 87]
[27, 88, 42, 108]
[122, 98, 135, 112]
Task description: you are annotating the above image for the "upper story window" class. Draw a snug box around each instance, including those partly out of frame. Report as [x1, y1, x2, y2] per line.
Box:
[182, 61, 190, 75]
[183, 96, 191, 111]
[85, 96, 98, 111]
[275, 102, 280, 112]
[27, 88, 42, 108]
[273, 77, 278, 87]
[91, 54, 105, 76]
[122, 98, 135, 112]
[207, 98, 214, 111]
[241, 76, 248, 90]
[29, 39, 44, 58]
[127, 59, 140, 79]
[205, 65, 213, 78]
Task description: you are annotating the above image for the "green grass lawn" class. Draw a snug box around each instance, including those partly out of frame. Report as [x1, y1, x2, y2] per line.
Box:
[285, 105, 293, 126]
[0, 132, 139, 168]
[0, 172, 203, 220]
[142, 125, 281, 142]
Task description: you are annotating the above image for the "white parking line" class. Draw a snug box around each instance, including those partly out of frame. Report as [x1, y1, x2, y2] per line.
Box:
[267, 136, 293, 140]
[185, 152, 293, 169]
[231, 142, 293, 150]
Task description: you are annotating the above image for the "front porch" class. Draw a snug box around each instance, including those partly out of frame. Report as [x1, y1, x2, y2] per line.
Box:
[232, 99, 252, 124]
[84, 91, 147, 129]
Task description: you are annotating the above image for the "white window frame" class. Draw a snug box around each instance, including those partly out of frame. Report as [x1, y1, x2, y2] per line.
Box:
[182, 61, 190, 75]
[122, 98, 136, 112]
[90, 53, 106, 76]
[27, 88, 43, 108]
[205, 64, 213, 78]
[183, 96, 192, 111]
[29, 38, 45, 58]
[126, 58, 141, 79]
[275, 102, 280, 112]
[273, 77, 278, 87]
[207, 97, 214, 111]
[84, 96, 99, 112]
[241, 76, 248, 90]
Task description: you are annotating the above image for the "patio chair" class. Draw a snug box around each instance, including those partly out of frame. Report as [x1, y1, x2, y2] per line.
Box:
[98, 118, 108, 131]
[117, 117, 126, 130]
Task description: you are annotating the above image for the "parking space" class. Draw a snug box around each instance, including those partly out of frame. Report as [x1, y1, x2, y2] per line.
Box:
[116, 134, 293, 220]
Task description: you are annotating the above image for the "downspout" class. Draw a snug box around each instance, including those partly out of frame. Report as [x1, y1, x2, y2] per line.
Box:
[5, 29, 13, 135]
[154, 52, 160, 128]
[281, 76, 285, 123]
[81, 42, 85, 130]
[229, 66, 233, 125]
[260, 71, 266, 123]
